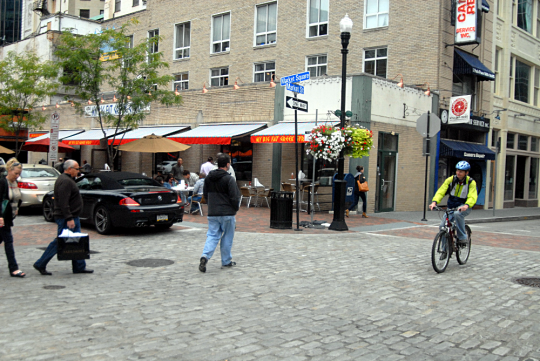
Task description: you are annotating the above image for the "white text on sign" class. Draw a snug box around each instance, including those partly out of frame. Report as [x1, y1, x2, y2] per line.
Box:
[280, 72, 310, 86]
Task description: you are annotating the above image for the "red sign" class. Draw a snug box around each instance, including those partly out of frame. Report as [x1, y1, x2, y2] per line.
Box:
[251, 135, 306, 143]
[64, 140, 101, 145]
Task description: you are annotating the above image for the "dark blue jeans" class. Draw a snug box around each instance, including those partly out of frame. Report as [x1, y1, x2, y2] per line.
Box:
[0, 226, 19, 273]
[348, 192, 367, 213]
[34, 217, 86, 272]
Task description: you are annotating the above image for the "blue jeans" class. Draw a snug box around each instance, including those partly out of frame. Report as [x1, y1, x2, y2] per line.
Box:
[188, 195, 202, 212]
[201, 216, 236, 266]
[0, 226, 19, 273]
[348, 192, 367, 213]
[34, 217, 87, 272]
[439, 206, 471, 241]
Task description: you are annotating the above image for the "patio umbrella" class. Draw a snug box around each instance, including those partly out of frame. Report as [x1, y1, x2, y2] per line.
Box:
[116, 134, 190, 153]
[0, 145, 14, 154]
[21, 138, 75, 153]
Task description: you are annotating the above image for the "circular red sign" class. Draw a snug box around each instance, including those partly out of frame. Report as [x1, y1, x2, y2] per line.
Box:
[451, 97, 468, 116]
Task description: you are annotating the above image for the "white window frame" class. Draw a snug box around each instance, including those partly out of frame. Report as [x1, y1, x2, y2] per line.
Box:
[210, 67, 229, 87]
[211, 12, 231, 54]
[174, 21, 191, 60]
[307, 0, 329, 37]
[147, 29, 159, 62]
[306, 54, 327, 77]
[534, 66, 540, 106]
[115, 0, 121, 13]
[364, 0, 389, 29]
[254, 2, 278, 46]
[494, 48, 501, 95]
[173, 73, 189, 91]
[362, 47, 388, 78]
[253, 62, 276, 82]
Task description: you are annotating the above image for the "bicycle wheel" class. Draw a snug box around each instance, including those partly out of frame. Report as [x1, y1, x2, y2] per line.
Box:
[432, 231, 450, 273]
[456, 225, 472, 265]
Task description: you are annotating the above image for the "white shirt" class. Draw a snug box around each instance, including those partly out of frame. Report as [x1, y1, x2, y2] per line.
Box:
[200, 161, 214, 176]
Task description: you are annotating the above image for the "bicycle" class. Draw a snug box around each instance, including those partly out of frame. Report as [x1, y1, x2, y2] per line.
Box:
[431, 206, 472, 273]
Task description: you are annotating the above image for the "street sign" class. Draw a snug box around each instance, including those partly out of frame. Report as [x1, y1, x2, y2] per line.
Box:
[416, 112, 441, 138]
[286, 83, 304, 94]
[280, 71, 310, 86]
[285, 96, 308, 112]
[49, 112, 60, 163]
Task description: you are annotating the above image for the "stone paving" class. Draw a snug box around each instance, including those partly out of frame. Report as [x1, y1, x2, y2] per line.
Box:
[1, 216, 540, 361]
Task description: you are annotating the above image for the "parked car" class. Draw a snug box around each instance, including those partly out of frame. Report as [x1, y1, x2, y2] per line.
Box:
[42, 172, 184, 234]
[156, 161, 177, 173]
[12, 164, 60, 208]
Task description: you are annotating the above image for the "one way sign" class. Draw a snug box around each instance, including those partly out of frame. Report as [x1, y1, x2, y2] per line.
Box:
[285, 96, 308, 112]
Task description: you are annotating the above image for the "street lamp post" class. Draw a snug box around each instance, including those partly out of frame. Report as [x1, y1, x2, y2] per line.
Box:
[329, 14, 353, 232]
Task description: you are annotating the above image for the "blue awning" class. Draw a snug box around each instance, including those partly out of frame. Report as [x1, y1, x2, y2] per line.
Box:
[482, 0, 490, 13]
[440, 140, 495, 160]
[454, 49, 495, 81]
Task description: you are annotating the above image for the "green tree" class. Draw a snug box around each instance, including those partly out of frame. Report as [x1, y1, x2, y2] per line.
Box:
[55, 20, 182, 169]
[0, 51, 59, 157]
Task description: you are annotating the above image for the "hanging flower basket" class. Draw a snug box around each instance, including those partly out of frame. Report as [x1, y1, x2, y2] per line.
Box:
[306, 124, 373, 161]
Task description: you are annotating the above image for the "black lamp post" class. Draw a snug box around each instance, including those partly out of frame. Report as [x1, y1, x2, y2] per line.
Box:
[329, 13, 353, 232]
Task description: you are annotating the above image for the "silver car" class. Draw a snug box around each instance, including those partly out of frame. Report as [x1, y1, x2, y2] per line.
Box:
[17, 164, 60, 207]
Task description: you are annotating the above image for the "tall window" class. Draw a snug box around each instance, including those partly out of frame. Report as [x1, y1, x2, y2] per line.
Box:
[517, 0, 533, 33]
[365, 0, 389, 29]
[494, 48, 501, 94]
[518, 135, 529, 150]
[79, 9, 90, 18]
[133, 0, 139, 6]
[537, 0, 540, 37]
[254, 62, 275, 82]
[530, 158, 538, 198]
[515, 59, 531, 103]
[306, 55, 327, 77]
[534, 67, 540, 106]
[210, 67, 229, 86]
[115, 0, 121, 12]
[363, 47, 387, 78]
[308, 0, 329, 37]
[148, 29, 159, 61]
[509, 56, 515, 98]
[173, 73, 189, 91]
[507, 133, 515, 149]
[212, 13, 230, 53]
[255, 3, 277, 46]
[505, 155, 515, 200]
[174, 22, 191, 59]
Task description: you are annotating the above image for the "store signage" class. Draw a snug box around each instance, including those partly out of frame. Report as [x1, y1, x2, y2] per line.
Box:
[448, 95, 471, 124]
[84, 103, 151, 117]
[251, 135, 306, 143]
[464, 152, 486, 159]
[455, 0, 478, 45]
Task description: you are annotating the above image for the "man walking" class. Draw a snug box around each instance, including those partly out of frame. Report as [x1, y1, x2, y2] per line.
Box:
[199, 154, 240, 273]
[34, 160, 93, 275]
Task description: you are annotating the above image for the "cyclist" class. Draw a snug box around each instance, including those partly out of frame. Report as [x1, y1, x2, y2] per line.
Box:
[429, 161, 478, 245]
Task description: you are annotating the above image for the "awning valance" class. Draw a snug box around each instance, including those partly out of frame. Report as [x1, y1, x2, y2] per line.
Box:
[109, 125, 191, 145]
[169, 123, 267, 145]
[454, 49, 495, 81]
[251, 121, 339, 143]
[64, 129, 127, 146]
[481, 0, 490, 13]
[27, 130, 85, 142]
[440, 139, 495, 160]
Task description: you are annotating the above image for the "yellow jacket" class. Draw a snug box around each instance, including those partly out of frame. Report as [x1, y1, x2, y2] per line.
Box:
[432, 175, 478, 208]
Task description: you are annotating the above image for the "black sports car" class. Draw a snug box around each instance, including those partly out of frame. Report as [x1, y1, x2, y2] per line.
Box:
[42, 172, 184, 234]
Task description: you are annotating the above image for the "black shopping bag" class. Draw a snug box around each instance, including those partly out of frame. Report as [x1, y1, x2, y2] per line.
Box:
[57, 235, 90, 261]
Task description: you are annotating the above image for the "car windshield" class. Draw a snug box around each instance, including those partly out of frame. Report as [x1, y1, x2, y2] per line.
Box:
[21, 168, 58, 178]
[118, 178, 158, 186]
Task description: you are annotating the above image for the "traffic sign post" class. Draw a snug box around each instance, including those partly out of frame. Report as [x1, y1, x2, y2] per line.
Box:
[285, 96, 308, 112]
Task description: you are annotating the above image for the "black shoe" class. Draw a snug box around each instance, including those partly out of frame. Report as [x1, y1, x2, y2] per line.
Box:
[457, 239, 468, 246]
[439, 252, 447, 260]
[33, 264, 52, 276]
[199, 257, 207, 273]
[222, 261, 236, 268]
[73, 269, 94, 274]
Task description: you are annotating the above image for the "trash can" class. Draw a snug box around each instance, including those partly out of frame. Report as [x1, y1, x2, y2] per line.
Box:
[270, 191, 293, 229]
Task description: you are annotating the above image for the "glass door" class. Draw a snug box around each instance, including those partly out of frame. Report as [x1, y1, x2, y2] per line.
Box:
[376, 132, 399, 212]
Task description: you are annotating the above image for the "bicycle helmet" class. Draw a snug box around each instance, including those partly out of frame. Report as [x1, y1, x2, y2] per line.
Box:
[455, 161, 471, 171]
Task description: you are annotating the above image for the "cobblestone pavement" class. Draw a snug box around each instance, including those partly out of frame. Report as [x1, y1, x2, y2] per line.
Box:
[1, 217, 540, 360]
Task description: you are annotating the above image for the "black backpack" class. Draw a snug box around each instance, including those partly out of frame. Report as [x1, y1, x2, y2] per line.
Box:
[445, 175, 473, 196]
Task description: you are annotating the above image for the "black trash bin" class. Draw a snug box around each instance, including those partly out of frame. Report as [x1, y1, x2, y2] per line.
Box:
[270, 191, 293, 229]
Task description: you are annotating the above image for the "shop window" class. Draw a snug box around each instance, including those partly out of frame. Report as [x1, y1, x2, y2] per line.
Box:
[254, 62, 275, 82]
[365, 0, 389, 29]
[518, 135, 528, 150]
[363, 47, 387, 78]
[308, 0, 329, 37]
[507, 133, 515, 149]
[514, 59, 531, 103]
[516, 0, 533, 33]
[531, 137, 538, 152]
[505, 155, 515, 200]
[173, 73, 188, 91]
[452, 74, 477, 111]
[530, 158, 538, 198]
[210, 67, 229, 86]
[306, 55, 327, 77]
[174, 22, 191, 60]
[255, 2, 277, 46]
[212, 13, 230, 53]
[227, 140, 252, 181]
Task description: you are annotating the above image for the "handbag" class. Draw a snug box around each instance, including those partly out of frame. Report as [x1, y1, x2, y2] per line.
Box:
[357, 180, 369, 192]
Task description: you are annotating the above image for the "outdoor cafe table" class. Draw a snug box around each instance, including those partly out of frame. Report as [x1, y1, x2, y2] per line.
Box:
[172, 185, 194, 213]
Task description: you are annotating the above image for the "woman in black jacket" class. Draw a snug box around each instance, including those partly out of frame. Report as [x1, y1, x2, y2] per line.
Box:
[0, 158, 25, 277]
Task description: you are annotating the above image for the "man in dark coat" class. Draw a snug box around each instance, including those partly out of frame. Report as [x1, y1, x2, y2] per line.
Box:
[34, 160, 93, 275]
[199, 154, 240, 273]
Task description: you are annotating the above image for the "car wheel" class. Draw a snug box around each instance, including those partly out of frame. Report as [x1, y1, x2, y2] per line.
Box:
[155, 222, 174, 230]
[94, 206, 113, 235]
[42, 197, 54, 222]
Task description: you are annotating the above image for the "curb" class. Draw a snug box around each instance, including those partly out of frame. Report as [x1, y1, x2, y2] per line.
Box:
[466, 215, 540, 224]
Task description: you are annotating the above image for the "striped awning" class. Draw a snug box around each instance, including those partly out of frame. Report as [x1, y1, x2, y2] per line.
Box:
[26, 130, 85, 142]
[63, 129, 127, 146]
[251, 121, 339, 143]
[109, 125, 191, 145]
[169, 123, 267, 145]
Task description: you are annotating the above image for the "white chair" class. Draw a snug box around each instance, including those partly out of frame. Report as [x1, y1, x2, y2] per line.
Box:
[240, 187, 257, 208]
[191, 195, 205, 216]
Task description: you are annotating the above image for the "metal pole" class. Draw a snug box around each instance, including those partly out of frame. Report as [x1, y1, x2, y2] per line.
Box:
[294, 91, 302, 231]
[310, 109, 318, 225]
[421, 111, 431, 222]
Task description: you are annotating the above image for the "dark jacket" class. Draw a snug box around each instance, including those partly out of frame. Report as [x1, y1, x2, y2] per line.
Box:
[354, 172, 366, 194]
[53, 173, 83, 221]
[0, 177, 18, 227]
[203, 169, 240, 217]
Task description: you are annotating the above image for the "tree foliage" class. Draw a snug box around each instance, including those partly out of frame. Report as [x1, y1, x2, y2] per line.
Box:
[55, 20, 182, 169]
[0, 51, 59, 156]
